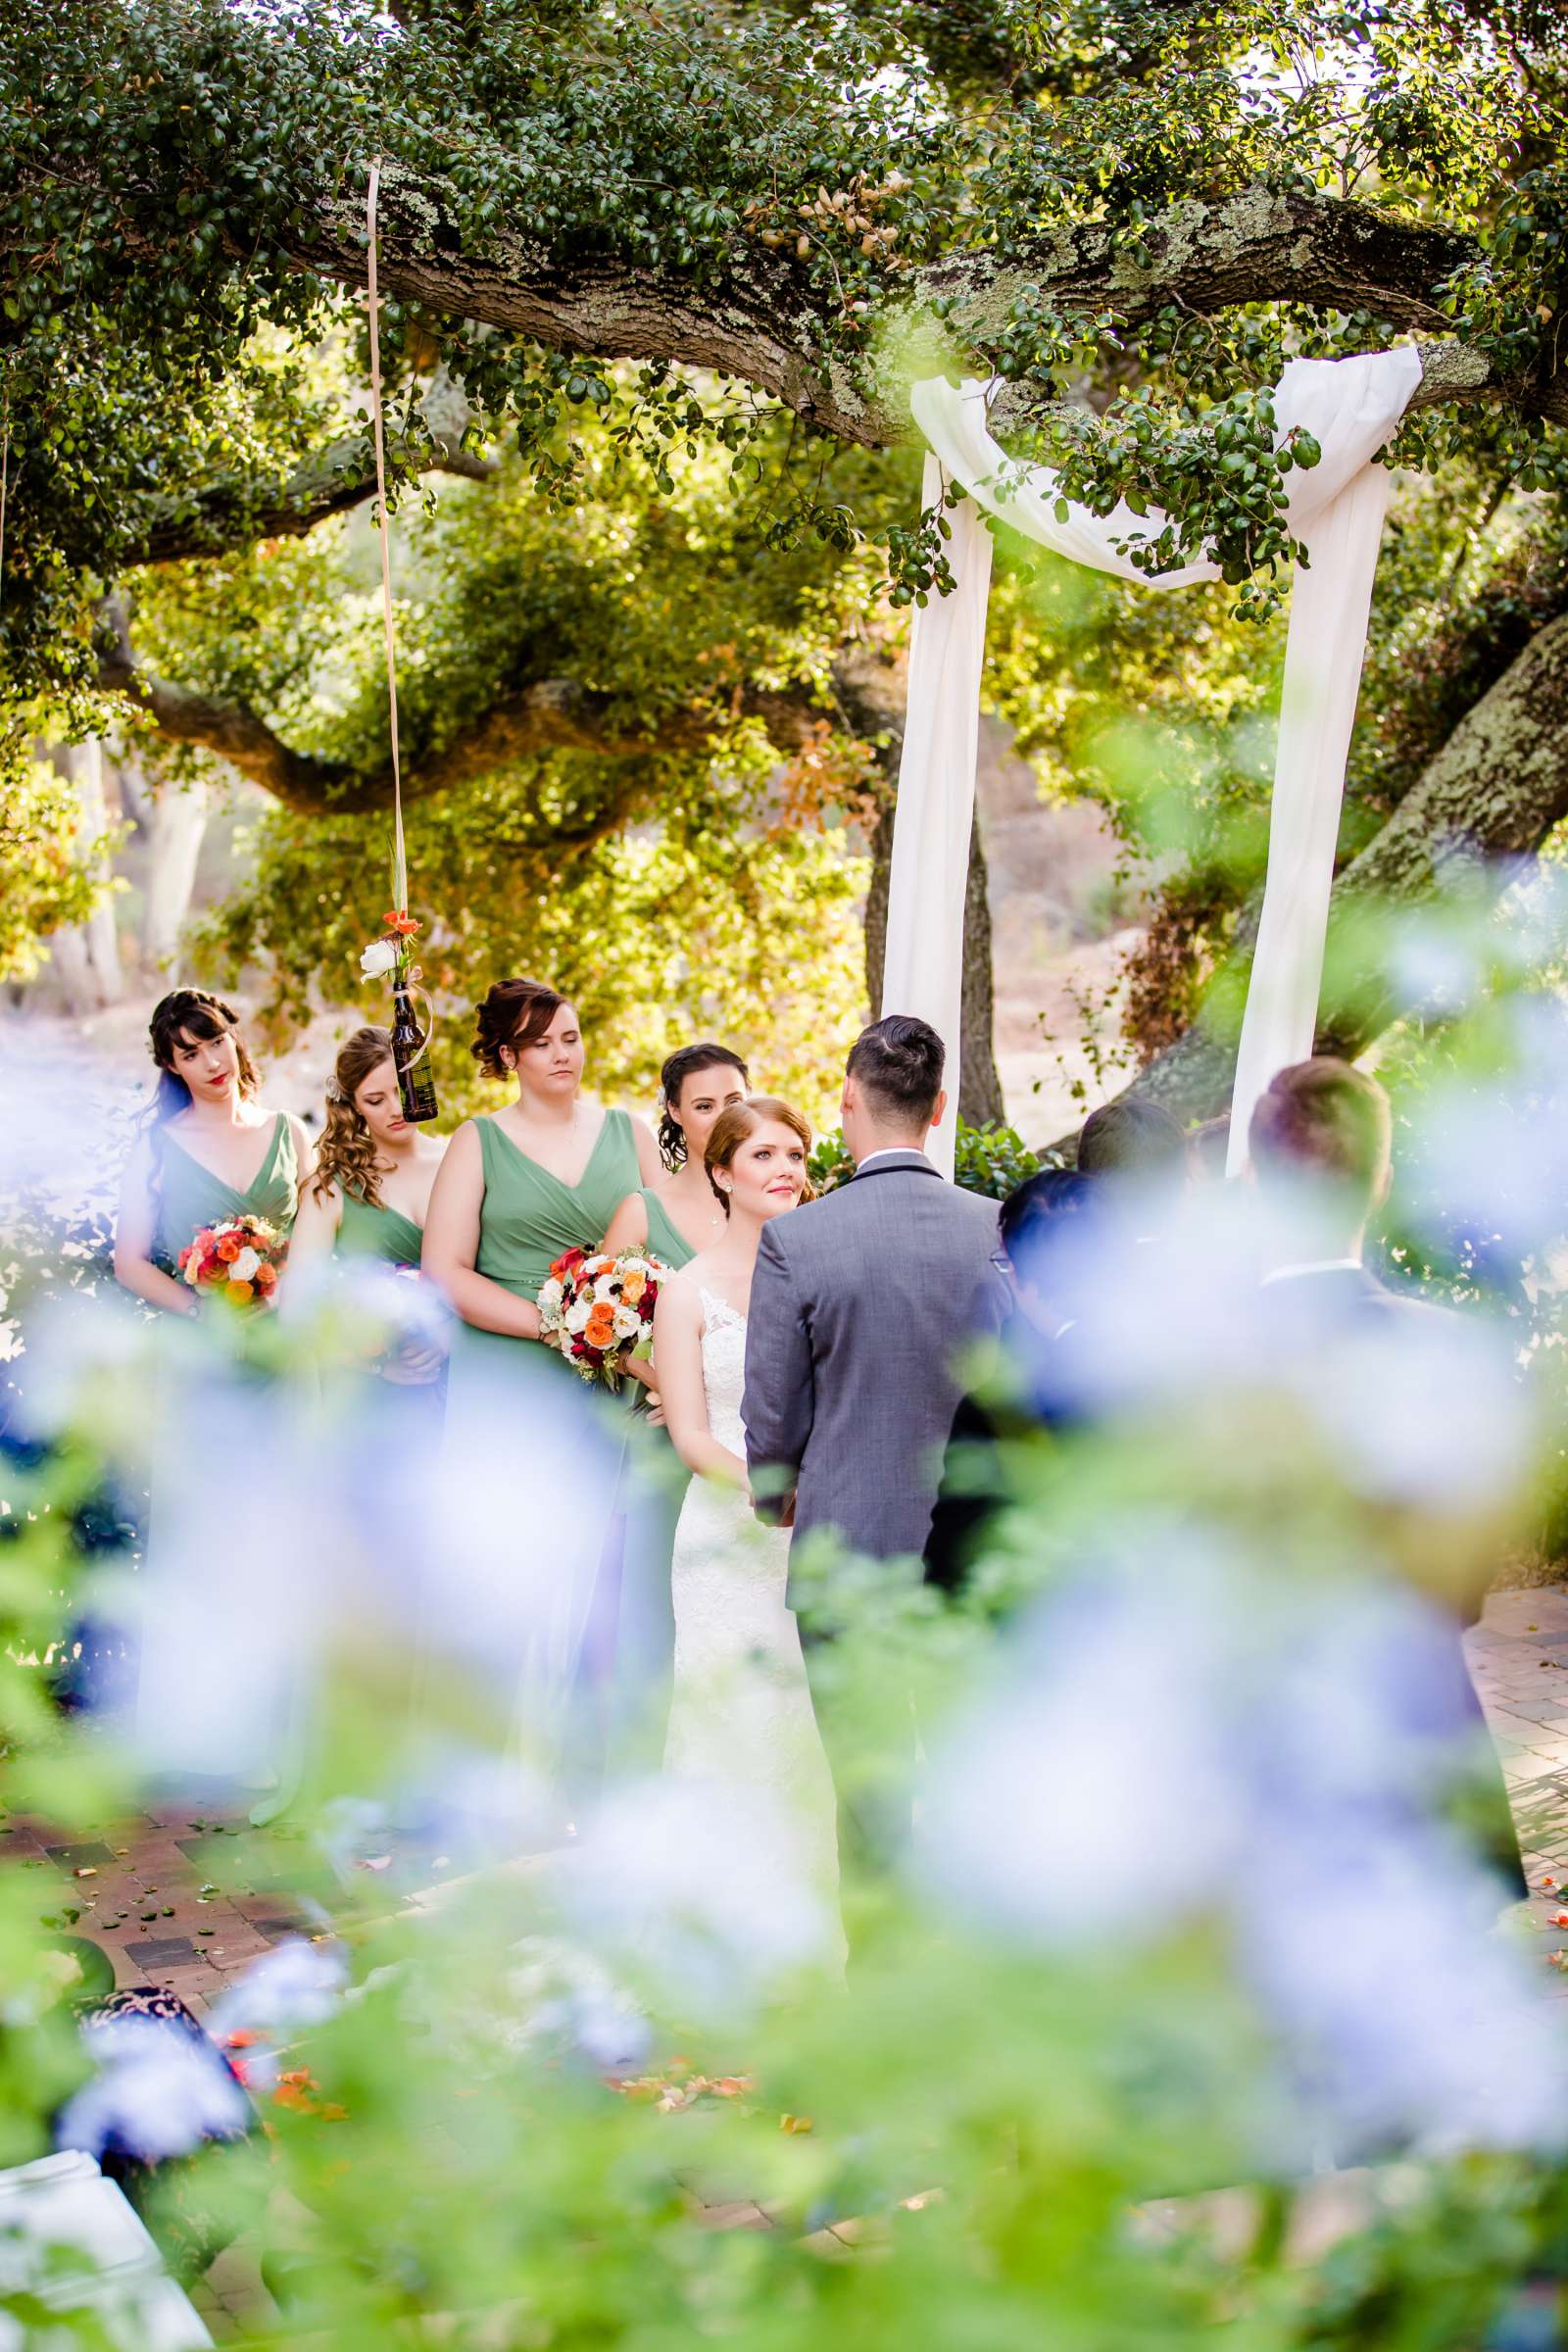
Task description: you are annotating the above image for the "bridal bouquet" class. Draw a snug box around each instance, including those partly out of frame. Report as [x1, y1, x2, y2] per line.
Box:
[537, 1247, 665, 1390]
[178, 1214, 287, 1307]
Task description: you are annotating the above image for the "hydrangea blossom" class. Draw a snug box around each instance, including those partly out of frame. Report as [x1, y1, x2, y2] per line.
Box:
[56, 2015, 250, 2163]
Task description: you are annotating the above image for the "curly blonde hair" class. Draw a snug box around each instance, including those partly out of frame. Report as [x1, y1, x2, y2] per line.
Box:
[311, 1027, 398, 1207]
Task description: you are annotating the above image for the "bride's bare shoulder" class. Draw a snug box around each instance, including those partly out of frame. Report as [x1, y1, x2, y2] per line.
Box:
[659, 1262, 705, 1317]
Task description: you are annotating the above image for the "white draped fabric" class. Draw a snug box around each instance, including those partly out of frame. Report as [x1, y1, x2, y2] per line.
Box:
[882, 347, 1424, 1177]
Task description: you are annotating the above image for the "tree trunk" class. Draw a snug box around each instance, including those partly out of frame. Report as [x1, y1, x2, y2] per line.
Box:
[45, 740, 122, 1012]
[1059, 608, 1568, 1144]
[120, 755, 211, 972]
[863, 799, 1005, 1129]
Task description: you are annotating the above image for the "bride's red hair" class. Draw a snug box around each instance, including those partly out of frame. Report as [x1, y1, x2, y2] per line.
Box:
[704, 1098, 815, 1215]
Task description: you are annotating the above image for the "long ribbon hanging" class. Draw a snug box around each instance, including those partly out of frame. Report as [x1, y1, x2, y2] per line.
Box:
[365, 160, 408, 915]
[0, 396, 10, 618]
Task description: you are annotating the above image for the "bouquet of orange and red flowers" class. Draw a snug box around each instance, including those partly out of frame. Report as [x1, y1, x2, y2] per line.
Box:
[178, 1214, 287, 1306]
[536, 1247, 664, 1390]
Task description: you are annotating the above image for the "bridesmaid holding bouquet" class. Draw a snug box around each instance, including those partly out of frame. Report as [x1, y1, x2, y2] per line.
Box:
[113, 990, 310, 1791]
[115, 989, 309, 1312]
[421, 978, 662, 1788]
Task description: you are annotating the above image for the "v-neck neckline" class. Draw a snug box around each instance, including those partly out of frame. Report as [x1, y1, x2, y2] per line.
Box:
[487, 1107, 615, 1197]
[162, 1111, 283, 1202]
[649, 1181, 721, 1256]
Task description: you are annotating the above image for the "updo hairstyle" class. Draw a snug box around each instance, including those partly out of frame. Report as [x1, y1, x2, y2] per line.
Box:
[657, 1043, 751, 1171]
[471, 977, 566, 1081]
[704, 1098, 815, 1217]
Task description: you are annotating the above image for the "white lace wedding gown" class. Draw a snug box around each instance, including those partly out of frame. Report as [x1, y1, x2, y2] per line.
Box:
[663, 1291, 843, 1939]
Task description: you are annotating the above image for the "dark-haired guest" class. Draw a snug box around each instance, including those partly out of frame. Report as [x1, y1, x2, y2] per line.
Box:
[1251, 1056, 1526, 1901]
[923, 1169, 1098, 1596]
[1077, 1094, 1187, 1185]
[602, 1044, 750, 1274]
[115, 989, 310, 1315]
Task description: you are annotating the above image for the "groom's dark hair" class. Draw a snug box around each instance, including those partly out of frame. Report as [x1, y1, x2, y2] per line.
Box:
[846, 1015, 945, 1124]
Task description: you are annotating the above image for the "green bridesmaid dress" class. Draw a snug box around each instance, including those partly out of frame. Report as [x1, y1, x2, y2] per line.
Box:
[152, 1112, 298, 1273]
[138, 1113, 298, 1807]
[611, 1186, 697, 1769]
[638, 1186, 697, 1277]
[447, 1107, 642, 1382]
[336, 1188, 424, 1268]
[441, 1108, 643, 1788]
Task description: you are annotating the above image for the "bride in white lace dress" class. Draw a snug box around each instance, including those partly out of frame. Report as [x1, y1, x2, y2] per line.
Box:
[652, 1099, 842, 1943]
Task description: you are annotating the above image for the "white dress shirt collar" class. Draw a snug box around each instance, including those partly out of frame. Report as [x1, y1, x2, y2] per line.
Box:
[855, 1146, 934, 1175]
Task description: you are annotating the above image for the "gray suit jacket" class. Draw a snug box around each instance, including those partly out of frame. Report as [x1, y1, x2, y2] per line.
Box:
[743, 1152, 1001, 1573]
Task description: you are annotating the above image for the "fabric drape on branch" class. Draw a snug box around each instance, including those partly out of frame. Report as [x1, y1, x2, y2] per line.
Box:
[882, 347, 1423, 1177]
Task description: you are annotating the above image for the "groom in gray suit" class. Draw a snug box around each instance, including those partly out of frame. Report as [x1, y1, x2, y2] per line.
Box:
[743, 1015, 1001, 1584]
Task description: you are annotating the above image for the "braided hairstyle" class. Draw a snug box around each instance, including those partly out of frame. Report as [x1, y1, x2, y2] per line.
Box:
[657, 1043, 751, 1170]
[145, 989, 260, 1126]
[471, 977, 566, 1080]
[311, 1027, 397, 1207]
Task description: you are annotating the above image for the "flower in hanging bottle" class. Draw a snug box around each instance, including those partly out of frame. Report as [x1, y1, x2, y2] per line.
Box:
[360, 909, 421, 984]
[359, 938, 398, 979]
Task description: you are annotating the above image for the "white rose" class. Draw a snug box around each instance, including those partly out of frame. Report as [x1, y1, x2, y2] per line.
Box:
[565, 1298, 593, 1335]
[229, 1247, 261, 1282]
[360, 938, 398, 980]
[612, 1306, 639, 1342]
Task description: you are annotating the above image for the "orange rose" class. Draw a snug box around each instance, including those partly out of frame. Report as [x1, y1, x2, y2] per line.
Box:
[217, 1234, 241, 1262]
[620, 1268, 647, 1306]
[255, 1263, 278, 1291]
[227, 1279, 255, 1303]
[584, 1303, 616, 1349]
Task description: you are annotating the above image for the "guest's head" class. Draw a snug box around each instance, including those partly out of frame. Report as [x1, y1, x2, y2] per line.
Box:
[657, 1044, 750, 1171]
[1077, 1095, 1187, 1185]
[471, 977, 581, 1103]
[146, 989, 259, 1123]
[998, 1167, 1097, 1336]
[706, 1098, 813, 1224]
[1249, 1056, 1393, 1258]
[1188, 1114, 1232, 1182]
[312, 1027, 403, 1207]
[841, 1015, 947, 1163]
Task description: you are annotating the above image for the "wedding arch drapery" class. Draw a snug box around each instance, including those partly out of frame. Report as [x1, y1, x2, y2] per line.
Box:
[880, 346, 1424, 1178]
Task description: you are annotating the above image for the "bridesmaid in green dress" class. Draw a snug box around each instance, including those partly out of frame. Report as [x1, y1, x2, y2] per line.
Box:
[421, 977, 662, 1783]
[115, 989, 309, 1312]
[288, 1026, 446, 1376]
[114, 991, 310, 1800]
[600, 1043, 751, 1764]
[295, 1027, 441, 1262]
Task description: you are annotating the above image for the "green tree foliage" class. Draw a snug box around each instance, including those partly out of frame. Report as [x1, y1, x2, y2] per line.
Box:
[0, 750, 118, 984]
[2, 0, 1566, 1104]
